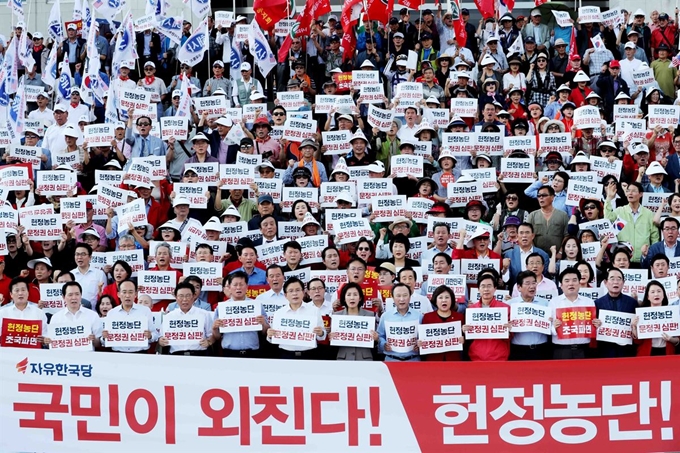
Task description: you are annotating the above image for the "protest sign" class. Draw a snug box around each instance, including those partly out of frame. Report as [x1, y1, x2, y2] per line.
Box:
[418, 322, 463, 354]
[174, 183, 209, 209]
[332, 72, 353, 92]
[385, 321, 418, 353]
[120, 89, 153, 111]
[357, 178, 394, 203]
[657, 276, 680, 305]
[83, 124, 114, 147]
[214, 11, 234, 28]
[359, 83, 385, 104]
[184, 162, 219, 185]
[573, 106, 601, 129]
[256, 239, 287, 267]
[249, 178, 282, 204]
[137, 271, 177, 300]
[461, 258, 498, 284]
[330, 316, 376, 348]
[475, 132, 504, 155]
[95, 170, 124, 186]
[580, 241, 601, 263]
[325, 209, 362, 235]
[422, 108, 449, 127]
[124, 161, 152, 187]
[282, 118, 317, 142]
[219, 164, 254, 189]
[621, 269, 647, 300]
[616, 119, 647, 143]
[566, 180, 602, 206]
[394, 83, 422, 114]
[274, 19, 295, 36]
[115, 199, 148, 234]
[407, 237, 426, 264]
[149, 241, 188, 270]
[450, 98, 477, 117]
[538, 133, 571, 155]
[236, 152, 261, 169]
[297, 235, 328, 265]
[278, 221, 304, 240]
[648, 105, 680, 129]
[160, 117, 189, 141]
[569, 171, 599, 184]
[367, 105, 395, 131]
[195, 95, 228, 118]
[500, 158, 535, 183]
[465, 308, 509, 339]
[320, 182, 355, 207]
[217, 300, 263, 333]
[183, 262, 223, 291]
[134, 14, 156, 32]
[0, 207, 19, 231]
[504, 135, 536, 154]
[322, 130, 352, 155]
[24, 85, 45, 103]
[590, 156, 622, 181]
[104, 316, 148, 347]
[632, 65, 656, 88]
[97, 184, 129, 208]
[552, 10, 573, 27]
[0, 319, 42, 348]
[332, 218, 374, 245]
[596, 309, 634, 345]
[276, 91, 306, 110]
[441, 133, 476, 154]
[613, 105, 639, 121]
[19, 204, 54, 223]
[424, 275, 466, 300]
[556, 307, 596, 339]
[510, 303, 551, 334]
[447, 179, 484, 207]
[59, 197, 87, 223]
[0, 166, 31, 190]
[635, 306, 680, 339]
[352, 70, 379, 89]
[271, 313, 318, 347]
[48, 322, 92, 350]
[578, 6, 602, 23]
[39, 283, 66, 314]
[24, 214, 62, 240]
[35, 171, 76, 196]
[371, 195, 407, 222]
[407, 198, 435, 224]
[8, 145, 41, 172]
[391, 155, 423, 178]
[601, 8, 624, 28]
[314, 95, 338, 114]
[241, 104, 263, 124]
[107, 249, 145, 277]
[333, 95, 355, 110]
[281, 187, 319, 213]
[161, 315, 206, 346]
[461, 168, 497, 193]
[642, 193, 671, 215]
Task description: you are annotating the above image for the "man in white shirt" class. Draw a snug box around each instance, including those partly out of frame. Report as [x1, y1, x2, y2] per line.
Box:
[42, 104, 72, 151]
[159, 282, 213, 356]
[386, 268, 431, 315]
[44, 281, 102, 351]
[0, 278, 48, 348]
[549, 267, 601, 359]
[619, 42, 644, 105]
[267, 277, 326, 358]
[27, 91, 54, 123]
[169, 197, 204, 240]
[256, 265, 287, 358]
[103, 280, 157, 353]
[71, 243, 107, 306]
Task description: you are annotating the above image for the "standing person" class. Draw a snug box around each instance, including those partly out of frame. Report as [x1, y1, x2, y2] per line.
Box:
[463, 274, 511, 361]
[330, 282, 378, 361]
[527, 186, 569, 255]
[159, 283, 214, 355]
[71, 243, 107, 308]
[631, 280, 680, 355]
[594, 267, 638, 358]
[419, 286, 464, 361]
[102, 280, 157, 353]
[43, 282, 102, 352]
[507, 271, 550, 360]
[549, 267, 598, 359]
[267, 278, 327, 359]
[231, 63, 263, 107]
[124, 110, 167, 160]
[377, 283, 422, 362]
[0, 278, 48, 347]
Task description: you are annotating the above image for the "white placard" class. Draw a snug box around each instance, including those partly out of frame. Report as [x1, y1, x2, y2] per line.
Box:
[566, 180, 602, 207]
[95, 170, 124, 186]
[174, 183, 209, 209]
[601, 8, 624, 28]
[59, 197, 87, 223]
[499, 158, 535, 183]
[24, 214, 63, 240]
[359, 83, 385, 104]
[578, 6, 602, 23]
[418, 321, 463, 354]
[596, 309, 633, 345]
[390, 155, 423, 178]
[281, 187, 319, 213]
[648, 105, 680, 129]
[356, 178, 394, 203]
[590, 156, 622, 181]
[352, 70, 379, 89]
[104, 315, 148, 347]
[160, 117, 189, 141]
[137, 271, 178, 300]
[97, 184, 128, 208]
[48, 322, 92, 351]
[194, 96, 228, 119]
[120, 89, 153, 111]
[371, 195, 407, 222]
[476, 132, 504, 156]
[384, 321, 418, 353]
[277, 91, 306, 111]
[447, 180, 484, 207]
[407, 198, 435, 224]
[250, 178, 282, 204]
[635, 306, 680, 339]
[538, 133, 571, 155]
[325, 209, 362, 235]
[510, 303, 551, 334]
[367, 105, 395, 131]
[271, 313, 318, 347]
[161, 314, 205, 346]
[36, 171, 77, 196]
[321, 130, 352, 155]
[115, 198, 148, 234]
[217, 300, 262, 332]
[632, 66, 656, 89]
[465, 307, 509, 339]
[124, 161, 152, 187]
[256, 239, 288, 267]
[298, 235, 328, 265]
[450, 98, 477, 117]
[39, 283, 66, 314]
[441, 133, 476, 155]
[331, 315, 376, 348]
[274, 19, 296, 37]
[573, 106, 601, 130]
[219, 164, 254, 189]
[320, 182, 355, 207]
[0, 166, 31, 190]
[314, 95, 339, 114]
[552, 10, 573, 27]
[282, 118, 317, 142]
[331, 217, 374, 245]
[461, 168, 497, 193]
[613, 105, 638, 121]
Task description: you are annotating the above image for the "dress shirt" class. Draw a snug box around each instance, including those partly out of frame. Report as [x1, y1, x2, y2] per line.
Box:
[512, 276, 557, 297]
[48, 306, 102, 351]
[0, 303, 48, 347]
[230, 266, 267, 285]
[72, 266, 107, 304]
[166, 299, 212, 312]
[162, 306, 213, 354]
[271, 303, 327, 351]
[507, 297, 549, 346]
[549, 294, 595, 345]
[377, 308, 423, 359]
[105, 304, 158, 352]
[386, 294, 433, 315]
[215, 298, 266, 351]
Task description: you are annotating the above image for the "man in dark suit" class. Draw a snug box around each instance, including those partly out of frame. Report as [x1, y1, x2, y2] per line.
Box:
[504, 223, 550, 289]
[596, 60, 630, 122]
[641, 217, 680, 268]
[594, 268, 638, 358]
[136, 29, 162, 69]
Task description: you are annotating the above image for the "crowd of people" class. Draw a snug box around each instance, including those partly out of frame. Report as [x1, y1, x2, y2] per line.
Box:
[0, 4, 679, 361]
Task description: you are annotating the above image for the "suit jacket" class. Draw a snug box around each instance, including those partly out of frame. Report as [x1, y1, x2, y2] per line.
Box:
[641, 241, 680, 268]
[522, 23, 551, 49]
[504, 245, 550, 287]
[596, 74, 630, 121]
[124, 128, 167, 161]
[334, 308, 376, 361]
[136, 32, 162, 61]
[201, 127, 238, 162]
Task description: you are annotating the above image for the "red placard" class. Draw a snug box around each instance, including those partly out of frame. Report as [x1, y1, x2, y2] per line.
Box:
[246, 285, 270, 300]
[332, 72, 353, 93]
[1, 318, 42, 348]
[556, 307, 597, 339]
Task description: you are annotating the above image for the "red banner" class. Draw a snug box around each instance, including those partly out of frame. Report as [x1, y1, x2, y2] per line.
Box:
[556, 307, 596, 339]
[1, 318, 42, 348]
[332, 72, 353, 92]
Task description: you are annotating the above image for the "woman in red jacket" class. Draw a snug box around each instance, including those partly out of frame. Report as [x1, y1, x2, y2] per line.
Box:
[568, 71, 592, 107]
[419, 286, 465, 361]
[632, 281, 679, 356]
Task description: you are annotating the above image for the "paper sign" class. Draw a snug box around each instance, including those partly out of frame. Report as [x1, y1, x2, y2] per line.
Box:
[552, 10, 573, 27]
[632, 66, 655, 89]
[357, 178, 394, 203]
[174, 183, 209, 209]
[442, 133, 476, 154]
[538, 133, 571, 155]
[249, 178, 282, 204]
[219, 164, 254, 189]
[425, 274, 466, 300]
[556, 306, 596, 339]
[95, 170, 124, 186]
[504, 135, 537, 154]
[566, 180, 603, 207]
[578, 6, 602, 23]
[320, 182, 355, 207]
[0, 319, 42, 348]
[450, 98, 478, 117]
[351, 70, 379, 89]
[590, 156, 622, 180]
[510, 303, 551, 335]
[281, 187, 319, 213]
[476, 132, 505, 155]
[256, 239, 288, 267]
[115, 198, 148, 234]
[385, 320, 418, 353]
[277, 91, 306, 111]
[274, 19, 296, 37]
[601, 8, 624, 28]
[104, 316, 148, 347]
[407, 198, 435, 224]
[367, 105, 395, 131]
[137, 271, 178, 300]
[161, 315, 205, 346]
[613, 105, 638, 121]
[500, 158, 535, 183]
[391, 155, 423, 178]
[461, 168, 497, 193]
[39, 283, 66, 314]
[97, 184, 129, 208]
[648, 105, 680, 129]
[447, 179, 484, 207]
[83, 124, 114, 147]
[183, 262, 223, 291]
[24, 214, 63, 240]
[465, 307, 509, 339]
[217, 300, 262, 333]
[314, 95, 339, 114]
[48, 322, 92, 350]
[596, 309, 633, 345]
[195, 96, 228, 119]
[0, 166, 31, 190]
[371, 195, 407, 222]
[36, 171, 77, 196]
[635, 306, 680, 339]
[161, 117, 189, 141]
[282, 118, 317, 142]
[322, 130, 352, 155]
[330, 315, 376, 348]
[359, 83, 385, 104]
[332, 217, 374, 245]
[148, 241, 188, 270]
[214, 11, 234, 28]
[418, 321, 463, 354]
[271, 313, 318, 347]
[124, 161, 152, 187]
[573, 106, 601, 130]
[8, 145, 42, 171]
[59, 197, 87, 223]
[120, 89, 153, 111]
[325, 209, 362, 235]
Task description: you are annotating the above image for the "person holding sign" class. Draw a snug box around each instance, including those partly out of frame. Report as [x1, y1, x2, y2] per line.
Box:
[463, 274, 511, 361]
[159, 283, 214, 356]
[594, 268, 638, 358]
[267, 277, 327, 359]
[330, 282, 378, 361]
[631, 280, 679, 356]
[43, 282, 102, 351]
[549, 267, 598, 359]
[641, 217, 680, 268]
[377, 283, 422, 362]
[0, 277, 48, 348]
[507, 271, 551, 361]
[102, 280, 157, 353]
[125, 110, 167, 160]
[419, 286, 464, 361]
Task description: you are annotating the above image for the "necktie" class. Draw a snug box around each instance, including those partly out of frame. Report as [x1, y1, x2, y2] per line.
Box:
[141, 138, 148, 157]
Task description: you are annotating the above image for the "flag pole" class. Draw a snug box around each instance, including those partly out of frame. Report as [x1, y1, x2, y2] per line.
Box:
[417, 7, 422, 41]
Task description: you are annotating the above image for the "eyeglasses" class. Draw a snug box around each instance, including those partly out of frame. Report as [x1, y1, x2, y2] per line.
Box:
[506, 196, 518, 201]
[273, 112, 286, 116]
[160, 228, 174, 233]
[213, 65, 222, 68]
[601, 148, 615, 153]
[584, 205, 597, 210]
[137, 122, 151, 127]
[537, 193, 551, 198]
[663, 227, 678, 232]
[241, 144, 253, 149]
[145, 68, 154, 71]
[309, 286, 325, 292]
[74, 252, 89, 257]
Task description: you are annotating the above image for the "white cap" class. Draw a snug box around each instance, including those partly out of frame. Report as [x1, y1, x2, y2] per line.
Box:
[54, 103, 69, 112]
[120, 61, 133, 69]
[190, 133, 210, 142]
[213, 88, 227, 96]
[530, 8, 541, 16]
[172, 197, 191, 207]
[33, 32, 43, 39]
[556, 83, 571, 92]
[629, 142, 649, 155]
[331, 157, 350, 176]
[115, 121, 126, 129]
[465, 227, 491, 247]
[632, 8, 645, 17]
[571, 151, 590, 165]
[172, 89, 182, 98]
[67, 23, 77, 30]
[216, 116, 233, 127]
[104, 160, 123, 170]
[256, 160, 276, 172]
[360, 60, 375, 68]
[78, 115, 89, 123]
[78, 228, 101, 239]
[144, 61, 156, 68]
[349, 129, 369, 144]
[366, 160, 385, 173]
[240, 62, 251, 71]
[221, 205, 241, 219]
[250, 91, 266, 101]
[481, 54, 496, 66]
[335, 190, 355, 204]
[213, 60, 224, 67]
[438, 147, 457, 163]
[63, 125, 79, 138]
[646, 161, 667, 176]
[573, 70, 590, 83]
[27, 257, 53, 269]
[16, 21, 26, 29]
[203, 216, 223, 231]
[624, 41, 636, 49]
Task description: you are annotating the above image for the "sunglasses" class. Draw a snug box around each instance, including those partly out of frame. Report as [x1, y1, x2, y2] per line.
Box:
[537, 193, 551, 198]
[537, 59, 547, 63]
[137, 122, 151, 127]
[584, 205, 597, 210]
[213, 65, 223, 68]
[241, 144, 253, 149]
[160, 228, 174, 233]
[506, 196, 518, 201]
[145, 68, 154, 71]
[357, 247, 371, 251]
[273, 112, 286, 116]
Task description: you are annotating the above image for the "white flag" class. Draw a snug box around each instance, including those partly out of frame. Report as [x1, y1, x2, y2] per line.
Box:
[93, 0, 122, 21]
[0, 67, 8, 125]
[506, 34, 524, 58]
[48, 0, 65, 44]
[249, 20, 277, 77]
[42, 46, 59, 87]
[8, 79, 25, 138]
[191, 0, 210, 20]
[178, 18, 208, 66]
[73, 0, 82, 21]
[86, 9, 99, 62]
[6, 0, 24, 21]
[112, 12, 138, 76]
[156, 16, 183, 45]
[82, 1, 92, 35]
[57, 57, 73, 101]
[17, 25, 35, 69]
[5, 40, 19, 94]
[176, 73, 192, 118]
